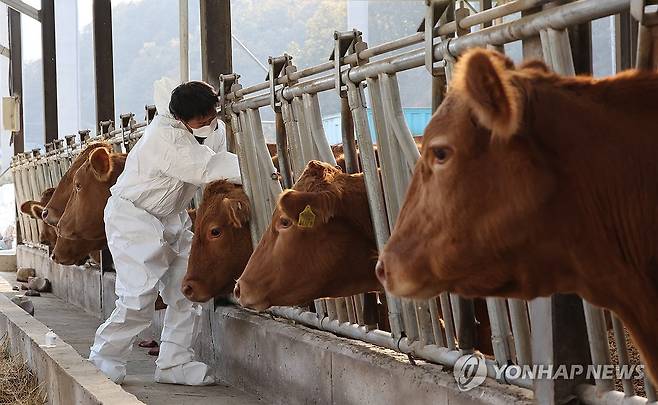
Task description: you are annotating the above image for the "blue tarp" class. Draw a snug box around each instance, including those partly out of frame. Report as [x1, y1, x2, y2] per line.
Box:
[322, 108, 432, 145]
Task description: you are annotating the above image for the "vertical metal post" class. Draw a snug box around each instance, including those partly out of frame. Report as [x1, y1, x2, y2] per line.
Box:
[530, 295, 593, 405]
[93, 0, 116, 123]
[200, 0, 231, 91]
[41, 0, 59, 143]
[8, 7, 23, 155]
[522, 5, 544, 59]
[179, 0, 189, 83]
[582, 302, 614, 392]
[274, 110, 293, 189]
[340, 96, 358, 174]
[615, 10, 638, 71]
[346, 79, 403, 338]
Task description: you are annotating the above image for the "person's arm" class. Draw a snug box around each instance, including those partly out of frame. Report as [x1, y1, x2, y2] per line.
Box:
[158, 130, 242, 185]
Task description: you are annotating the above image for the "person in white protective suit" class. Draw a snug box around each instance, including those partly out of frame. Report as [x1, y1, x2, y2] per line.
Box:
[88, 78, 241, 385]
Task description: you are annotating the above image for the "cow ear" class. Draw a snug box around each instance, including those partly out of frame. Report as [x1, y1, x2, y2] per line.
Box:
[222, 198, 250, 228]
[278, 189, 336, 227]
[519, 59, 551, 73]
[89, 147, 112, 181]
[30, 204, 45, 220]
[20, 201, 38, 219]
[187, 209, 196, 226]
[453, 48, 522, 139]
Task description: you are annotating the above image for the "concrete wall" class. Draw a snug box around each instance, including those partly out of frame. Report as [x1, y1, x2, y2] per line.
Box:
[0, 293, 143, 405]
[0, 253, 16, 271]
[17, 246, 102, 317]
[17, 245, 534, 405]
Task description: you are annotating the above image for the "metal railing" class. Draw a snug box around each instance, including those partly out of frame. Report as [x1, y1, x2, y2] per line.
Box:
[10, 1, 657, 404]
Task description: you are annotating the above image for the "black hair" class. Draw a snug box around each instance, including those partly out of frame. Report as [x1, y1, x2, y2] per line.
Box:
[168, 81, 218, 121]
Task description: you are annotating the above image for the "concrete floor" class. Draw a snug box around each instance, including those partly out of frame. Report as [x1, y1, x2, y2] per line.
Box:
[0, 271, 263, 405]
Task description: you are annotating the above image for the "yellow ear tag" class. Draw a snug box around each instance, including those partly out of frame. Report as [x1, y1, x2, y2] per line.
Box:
[298, 205, 316, 228]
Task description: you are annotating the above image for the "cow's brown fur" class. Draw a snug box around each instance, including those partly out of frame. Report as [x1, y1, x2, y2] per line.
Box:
[379, 48, 658, 380]
[182, 180, 253, 302]
[20, 188, 58, 247]
[235, 160, 380, 310]
[53, 148, 126, 264]
[43, 142, 112, 226]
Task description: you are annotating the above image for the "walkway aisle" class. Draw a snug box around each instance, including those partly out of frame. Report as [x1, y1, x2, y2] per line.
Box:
[0, 272, 263, 405]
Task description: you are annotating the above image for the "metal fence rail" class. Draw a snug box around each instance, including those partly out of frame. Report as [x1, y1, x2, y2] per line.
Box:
[10, 1, 657, 404]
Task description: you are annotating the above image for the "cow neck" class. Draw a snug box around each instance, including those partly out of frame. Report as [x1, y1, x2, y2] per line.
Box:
[334, 173, 376, 245]
[522, 74, 658, 377]
[526, 73, 658, 292]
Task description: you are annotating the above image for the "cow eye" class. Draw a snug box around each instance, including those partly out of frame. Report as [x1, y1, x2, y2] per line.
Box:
[430, 146, 453, 165]
[74, 182, 82, 191]
[210, 228, 221, 238]
[279, 217, 292, 229]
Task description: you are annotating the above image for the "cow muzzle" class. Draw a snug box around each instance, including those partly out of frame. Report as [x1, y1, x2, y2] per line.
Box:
[181, 280, 212, 303]
[233, 280, 269, 311]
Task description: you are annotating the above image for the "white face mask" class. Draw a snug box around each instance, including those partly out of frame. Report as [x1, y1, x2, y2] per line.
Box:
[190, 117, 218, 138]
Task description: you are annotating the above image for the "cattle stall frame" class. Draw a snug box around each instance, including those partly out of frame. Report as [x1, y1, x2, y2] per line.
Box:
[221, 0, 658, 404]
[9, 0, 658, 404]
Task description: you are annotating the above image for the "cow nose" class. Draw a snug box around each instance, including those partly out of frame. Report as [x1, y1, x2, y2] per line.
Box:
[181, 283, 194, 299]
[375, 260, 387, 284]
[233, 282, 241, 300]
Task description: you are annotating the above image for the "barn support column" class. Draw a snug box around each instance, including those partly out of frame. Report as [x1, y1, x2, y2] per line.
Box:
[8, 7, 23, 155]
[41, 0, 58, 143]
[92, 0, 115, 125]
[200, 0, 232, 92]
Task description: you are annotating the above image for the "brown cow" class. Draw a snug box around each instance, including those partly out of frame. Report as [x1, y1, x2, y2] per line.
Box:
[42, 142, 112, 226]
[54, 147, 126, 264]
[181, 180, 252, 302]
[234, 160, 493, 353]
[20, 188, 58, 247]
[234, 160, 381, 310]
[377, 48, 658, 380]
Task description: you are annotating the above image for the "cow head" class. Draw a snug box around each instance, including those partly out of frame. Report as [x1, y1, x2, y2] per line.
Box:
[57, 147, 126, 241]
[20, 188, 58, 247]
[378, 48, 559, 300]
[42, 142, 111, 226]
[51, 236, 104, 266]
[182, 180, 252, 303]
[235, 160, 380, 311]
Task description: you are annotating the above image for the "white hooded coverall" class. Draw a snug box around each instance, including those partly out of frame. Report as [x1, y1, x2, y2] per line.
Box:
[89, 79, 241, 385]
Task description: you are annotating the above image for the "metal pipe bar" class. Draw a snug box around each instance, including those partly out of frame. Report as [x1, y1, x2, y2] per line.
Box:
[281, 100, 304, 179]
[290, 97, 315, 164]
[346, 79, 404, 338]
[246, 108, 282, 216]
[439, 292, 457, 350]
[269, 306, 534, 391]
[428, 298, 446, 346]
[301, 93, 336, 165]
[274, 110, 293, 189]
[508, 299, 532, 366]
[0, 0, 39, 21]
[576, 384, 652, 405]
[485, 297, 515, 364]
[231, 0, 629, 113]
[233, 111, 263, 245]
[225, 0, 555, 101]
[582, 300, 615, 392]
[610, 315, 635, 396]
[180, 0, 189, 82]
